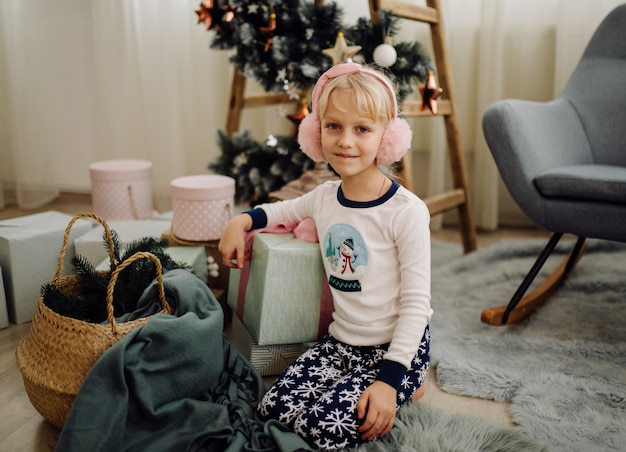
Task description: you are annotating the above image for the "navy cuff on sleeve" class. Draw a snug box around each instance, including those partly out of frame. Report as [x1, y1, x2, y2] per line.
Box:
[376, 360, 407, 390]
[245, 208, 268, 230]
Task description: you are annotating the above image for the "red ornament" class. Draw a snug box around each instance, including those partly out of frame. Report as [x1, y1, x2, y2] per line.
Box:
[287, 101, 310, 128]
[195, 1, 235, 31]
[260, 12, 277, 52]
[419, 70, 443, 115]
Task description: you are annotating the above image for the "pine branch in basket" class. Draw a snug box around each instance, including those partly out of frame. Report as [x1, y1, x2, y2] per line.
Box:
[41, 234, 190, 323]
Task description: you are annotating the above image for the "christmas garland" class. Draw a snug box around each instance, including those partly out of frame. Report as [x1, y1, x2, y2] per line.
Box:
[209, 0, 344, 93]
[196, 0, 435, 205]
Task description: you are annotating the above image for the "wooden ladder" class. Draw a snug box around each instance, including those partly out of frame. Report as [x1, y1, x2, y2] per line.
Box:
[225, 0, 477, 253]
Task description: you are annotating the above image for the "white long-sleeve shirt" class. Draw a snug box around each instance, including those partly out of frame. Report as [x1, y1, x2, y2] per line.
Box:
[247, 179, 432, 388]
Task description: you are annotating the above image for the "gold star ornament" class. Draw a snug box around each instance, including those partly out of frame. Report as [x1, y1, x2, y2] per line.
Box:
[322, 32, 361, 66]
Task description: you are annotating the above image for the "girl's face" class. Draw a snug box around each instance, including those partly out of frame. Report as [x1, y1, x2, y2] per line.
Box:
[320, 92, 386, 180]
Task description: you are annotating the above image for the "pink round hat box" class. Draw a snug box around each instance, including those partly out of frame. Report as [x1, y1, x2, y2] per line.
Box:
[89, 159, 154, 220]
[171, 175, 235, 241]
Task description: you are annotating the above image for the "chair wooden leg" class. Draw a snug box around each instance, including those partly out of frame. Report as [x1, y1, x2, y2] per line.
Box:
[480, 234, 587, 326]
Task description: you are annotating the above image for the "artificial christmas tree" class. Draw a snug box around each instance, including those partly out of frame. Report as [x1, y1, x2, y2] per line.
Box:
[196, 0, 435, 205]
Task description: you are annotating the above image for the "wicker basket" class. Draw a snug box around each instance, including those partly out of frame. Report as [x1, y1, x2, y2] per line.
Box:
[15, 213, 172, 429]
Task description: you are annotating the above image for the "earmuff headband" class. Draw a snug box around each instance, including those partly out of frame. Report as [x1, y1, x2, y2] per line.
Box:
[298, 63, 412, 165]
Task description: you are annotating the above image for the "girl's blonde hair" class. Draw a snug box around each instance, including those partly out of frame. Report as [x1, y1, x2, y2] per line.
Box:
[316, 71, 394, 125]
[297, 62, 412, 166]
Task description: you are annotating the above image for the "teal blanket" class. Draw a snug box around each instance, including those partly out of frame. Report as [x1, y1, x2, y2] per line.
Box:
[55, 269, 312, 452]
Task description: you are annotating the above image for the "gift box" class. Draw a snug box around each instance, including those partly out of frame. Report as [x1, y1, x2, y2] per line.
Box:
[170, 175, 235, 242]
[0, 269, 8, 329]
[95, 245, 208, 284]
[89, 159, 154, 220]
[152, 210, 174, 222]
[0, 211, 93, 324]
[74, 220, 170, 267]
[227, 315, 307, 376]
[227, 232, 331, 346]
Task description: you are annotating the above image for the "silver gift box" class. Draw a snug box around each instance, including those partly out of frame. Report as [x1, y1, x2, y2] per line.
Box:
[227, 315, 307, 377]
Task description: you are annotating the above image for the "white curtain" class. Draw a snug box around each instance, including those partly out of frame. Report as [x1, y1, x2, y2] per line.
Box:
[0, 0, 622, 223]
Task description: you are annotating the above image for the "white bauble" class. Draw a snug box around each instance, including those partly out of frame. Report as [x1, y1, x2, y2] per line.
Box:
[373, 43, 397, 68]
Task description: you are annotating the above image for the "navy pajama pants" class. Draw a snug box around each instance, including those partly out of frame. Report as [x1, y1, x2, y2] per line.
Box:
[257, 326, 430, 450]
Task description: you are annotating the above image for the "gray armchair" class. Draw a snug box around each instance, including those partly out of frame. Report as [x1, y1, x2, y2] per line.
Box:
[480, 4, 626, 325]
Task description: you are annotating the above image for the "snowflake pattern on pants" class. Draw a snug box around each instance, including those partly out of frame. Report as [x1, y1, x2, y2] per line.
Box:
[257, 327, 430, 450]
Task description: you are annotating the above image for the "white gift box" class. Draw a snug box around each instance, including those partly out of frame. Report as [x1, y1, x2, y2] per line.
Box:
[152, 210, 174, 222]
[95, 245, 208, 283]
[0, 211, 93, 324]
[74, 220, 170, 267]
[0, 268, 8, 329]
[227, 315, 306, 376]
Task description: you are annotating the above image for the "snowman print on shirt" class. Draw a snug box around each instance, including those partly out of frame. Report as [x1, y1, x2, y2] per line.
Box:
[324, 224, 367, 292]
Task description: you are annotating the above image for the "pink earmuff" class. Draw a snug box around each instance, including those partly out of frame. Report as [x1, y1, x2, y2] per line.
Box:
[297, 62, 412, 166]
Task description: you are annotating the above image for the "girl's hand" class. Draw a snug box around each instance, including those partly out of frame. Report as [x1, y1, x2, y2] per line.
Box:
[356, 381, 397, 441]
[218, 214, 252, 268]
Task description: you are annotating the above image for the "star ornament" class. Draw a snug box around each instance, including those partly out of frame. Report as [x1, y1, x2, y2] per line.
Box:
[322, 32, 362, 66]
[419, 70, 443, 115]
[195, 0, 235, 31]
[287, 101, 310, 127]
[260, 12, 277, 52]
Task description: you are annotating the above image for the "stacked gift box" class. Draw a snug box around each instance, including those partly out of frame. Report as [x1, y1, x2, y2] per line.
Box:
[0, 211, 93, 324]
[226, 232, 332, 376]
[228, 315, 309, 376]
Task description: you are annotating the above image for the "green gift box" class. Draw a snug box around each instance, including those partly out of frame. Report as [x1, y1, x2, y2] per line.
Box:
[227, 232, 330, 346]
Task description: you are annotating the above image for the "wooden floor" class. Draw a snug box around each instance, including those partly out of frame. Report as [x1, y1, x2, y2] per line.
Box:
[0, 194, 551, 451]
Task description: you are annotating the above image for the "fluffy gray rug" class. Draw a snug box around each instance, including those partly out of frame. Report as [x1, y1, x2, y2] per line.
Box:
[429, 238, 626, 452]
[355, 401, 546, 451]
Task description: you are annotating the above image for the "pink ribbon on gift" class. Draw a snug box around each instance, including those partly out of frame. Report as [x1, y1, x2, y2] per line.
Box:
[236, 218, 333, 341]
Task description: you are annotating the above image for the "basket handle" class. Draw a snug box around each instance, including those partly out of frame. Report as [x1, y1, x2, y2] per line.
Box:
[106, 251, 173, 335]
[51, 212, 115, 285]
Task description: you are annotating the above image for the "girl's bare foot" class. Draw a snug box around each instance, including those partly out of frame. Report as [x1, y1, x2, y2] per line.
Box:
[411, 385, 425, 402]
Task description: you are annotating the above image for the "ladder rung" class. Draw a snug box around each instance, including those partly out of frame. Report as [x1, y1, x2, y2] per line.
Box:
[243, 93, 297, 109]
[375, 0, 439, 23]
[425, 188, 466, 216]
[401, 99, 452, 117]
